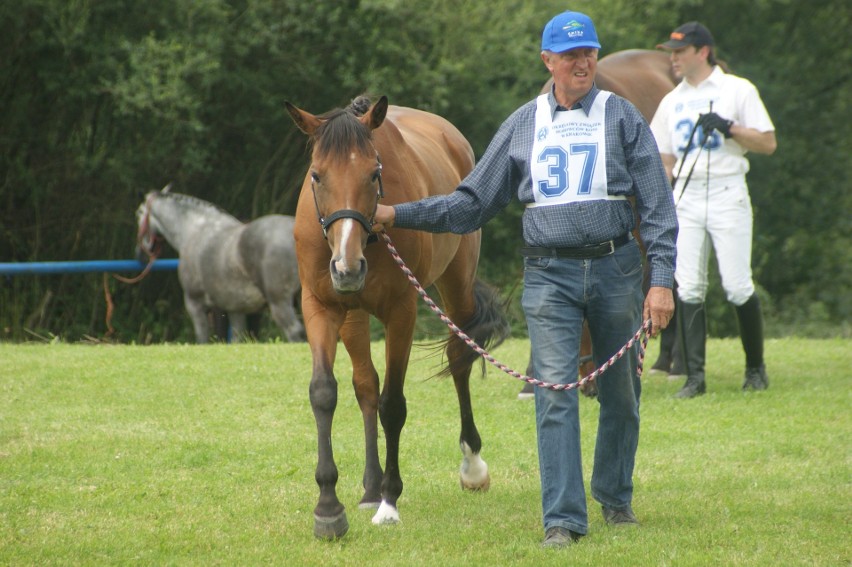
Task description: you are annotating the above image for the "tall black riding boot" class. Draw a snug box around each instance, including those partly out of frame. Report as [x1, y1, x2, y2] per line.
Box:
[665, 288, 686, 380]
[649, 314, 677, 374]
[736, 294, 769, 390]
[674, 300, 707, 398]
[668, 326, 686, 380]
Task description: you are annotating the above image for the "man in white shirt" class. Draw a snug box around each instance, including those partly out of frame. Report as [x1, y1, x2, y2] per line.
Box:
[650, 21, 777, 397]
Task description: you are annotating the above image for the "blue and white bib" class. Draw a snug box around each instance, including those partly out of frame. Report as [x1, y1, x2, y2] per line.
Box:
[529, 91, 624, 207]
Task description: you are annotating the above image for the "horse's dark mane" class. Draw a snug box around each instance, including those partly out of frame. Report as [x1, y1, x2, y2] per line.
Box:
[313, 96, 374, 162]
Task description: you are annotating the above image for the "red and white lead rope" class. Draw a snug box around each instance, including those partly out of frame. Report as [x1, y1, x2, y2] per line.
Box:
[379, 231, 651, 392]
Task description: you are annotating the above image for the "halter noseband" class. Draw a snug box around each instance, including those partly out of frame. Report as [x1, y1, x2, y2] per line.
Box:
[312, 155, 384, 240]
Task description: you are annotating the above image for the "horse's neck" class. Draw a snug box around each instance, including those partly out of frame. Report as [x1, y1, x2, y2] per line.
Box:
[151, 197, 240, 252]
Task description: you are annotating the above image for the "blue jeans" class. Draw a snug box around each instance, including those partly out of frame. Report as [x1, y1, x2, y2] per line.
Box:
[522, 240, 644, 534]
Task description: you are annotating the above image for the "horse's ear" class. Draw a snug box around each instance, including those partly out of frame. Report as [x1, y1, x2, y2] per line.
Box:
[285, 101, 322, 135]
[362, 96, 388, 131]
[161, 182, 173, 193]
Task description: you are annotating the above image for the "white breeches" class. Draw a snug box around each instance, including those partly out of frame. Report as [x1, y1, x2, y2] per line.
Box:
[674, 179, 755, 306]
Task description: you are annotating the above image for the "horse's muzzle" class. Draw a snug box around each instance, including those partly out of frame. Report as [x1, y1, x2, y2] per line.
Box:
[329, 256, 367, 294]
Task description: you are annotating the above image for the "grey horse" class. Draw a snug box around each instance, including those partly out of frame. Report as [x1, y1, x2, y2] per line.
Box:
[135, 187, 304, 343]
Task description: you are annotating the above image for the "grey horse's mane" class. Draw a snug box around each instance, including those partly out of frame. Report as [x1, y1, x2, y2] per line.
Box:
[159, 191, 234, 219]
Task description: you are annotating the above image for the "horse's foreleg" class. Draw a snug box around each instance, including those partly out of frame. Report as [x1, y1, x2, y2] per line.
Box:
[370, 311, 414, 525]
[310, 362, 349, 539]
[305, 301, 348, 540]
[340, 311, 382, 509]
[184, 295, 210, 344]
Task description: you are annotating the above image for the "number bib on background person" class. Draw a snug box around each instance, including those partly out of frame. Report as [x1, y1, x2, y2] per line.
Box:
[529, 91, 624, 207]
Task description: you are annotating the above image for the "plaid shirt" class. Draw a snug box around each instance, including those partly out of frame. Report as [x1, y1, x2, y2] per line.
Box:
[394, 86, 678, 288]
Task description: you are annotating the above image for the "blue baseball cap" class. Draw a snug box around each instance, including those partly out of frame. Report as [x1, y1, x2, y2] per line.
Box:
[541, 11, 601, 53]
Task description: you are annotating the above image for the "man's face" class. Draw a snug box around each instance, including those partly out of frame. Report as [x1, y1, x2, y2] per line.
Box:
[542, 48, 599, 101]
[668, 45, 706, 80]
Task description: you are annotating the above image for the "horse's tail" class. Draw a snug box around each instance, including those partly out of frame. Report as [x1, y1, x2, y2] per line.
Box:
[438, 279, 511, 379]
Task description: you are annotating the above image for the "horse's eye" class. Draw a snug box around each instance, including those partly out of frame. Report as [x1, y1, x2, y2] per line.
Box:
[372, 171, 381, 183]
[311, 172, 320, 184]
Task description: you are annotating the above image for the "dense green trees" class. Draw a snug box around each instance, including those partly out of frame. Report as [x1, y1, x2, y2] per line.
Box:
[1, 0, 849, 342]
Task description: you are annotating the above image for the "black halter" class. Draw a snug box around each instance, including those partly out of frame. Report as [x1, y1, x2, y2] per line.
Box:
[312, 155, 384, 241]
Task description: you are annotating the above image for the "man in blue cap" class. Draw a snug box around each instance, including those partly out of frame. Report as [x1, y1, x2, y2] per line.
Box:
[373, 10, 677, 548]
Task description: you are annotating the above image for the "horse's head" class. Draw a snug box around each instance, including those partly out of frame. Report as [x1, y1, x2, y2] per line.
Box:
[134, 188, 167, 261]
[286, 96, 388, 294]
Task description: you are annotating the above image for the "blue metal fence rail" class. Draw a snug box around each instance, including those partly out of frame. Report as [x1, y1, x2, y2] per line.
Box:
[0, 259, 179, 276]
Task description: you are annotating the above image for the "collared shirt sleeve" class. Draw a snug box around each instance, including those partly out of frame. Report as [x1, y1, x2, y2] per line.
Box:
[393, 107, 526, 233]
[613, 96, 678, 288]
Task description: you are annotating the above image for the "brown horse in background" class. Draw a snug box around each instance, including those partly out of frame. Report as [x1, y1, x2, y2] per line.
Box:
[542, 48, 676, 121]
[285, 96, 508, 539]
[537, 49, 676, 391]
[597, 49, 677, 121]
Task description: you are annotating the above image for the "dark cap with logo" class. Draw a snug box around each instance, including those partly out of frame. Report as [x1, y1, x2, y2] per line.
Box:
[657, 21, 715, 49]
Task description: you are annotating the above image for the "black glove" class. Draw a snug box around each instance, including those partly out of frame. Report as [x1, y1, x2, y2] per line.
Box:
[697, 112, 734, 138]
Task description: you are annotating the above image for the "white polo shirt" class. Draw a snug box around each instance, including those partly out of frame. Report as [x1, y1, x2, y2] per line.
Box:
[650, 65, 775, 188]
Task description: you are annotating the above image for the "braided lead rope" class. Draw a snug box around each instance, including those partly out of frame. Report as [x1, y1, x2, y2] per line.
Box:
[379, 231, 651, 392]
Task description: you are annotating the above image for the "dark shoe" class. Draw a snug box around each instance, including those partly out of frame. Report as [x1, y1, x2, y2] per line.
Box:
[674, 377, 706, 398]
[517, 381, 535, 400]
[742, 364, 769, 391]
[602, 506, 639, 527]
[542, 526, 581, 548]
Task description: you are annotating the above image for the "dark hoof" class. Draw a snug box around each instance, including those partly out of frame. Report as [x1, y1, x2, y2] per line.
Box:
[313, 511, 349, 540]
[580, 381, 598, 398]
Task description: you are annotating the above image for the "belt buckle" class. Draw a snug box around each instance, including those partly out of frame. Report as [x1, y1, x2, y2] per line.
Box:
[603, 239, 615, 255]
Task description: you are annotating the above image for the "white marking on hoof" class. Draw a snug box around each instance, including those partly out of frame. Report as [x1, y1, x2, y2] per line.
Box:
[459, 441, 491, 491]
[358, 500, 381, 510]
[371, 500, 400, 525]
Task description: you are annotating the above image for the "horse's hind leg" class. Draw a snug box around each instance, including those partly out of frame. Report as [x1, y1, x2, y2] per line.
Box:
[339, 310, 383, 508]
[447, 343, 491, 492]
[435, 243, 509, 492]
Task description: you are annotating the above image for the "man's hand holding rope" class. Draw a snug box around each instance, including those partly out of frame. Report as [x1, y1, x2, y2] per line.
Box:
[372, 204, 395, 232]
[644, 286, 674, 338]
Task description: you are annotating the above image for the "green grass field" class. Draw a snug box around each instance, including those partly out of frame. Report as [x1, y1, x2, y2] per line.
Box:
[1, 337, 849, 566]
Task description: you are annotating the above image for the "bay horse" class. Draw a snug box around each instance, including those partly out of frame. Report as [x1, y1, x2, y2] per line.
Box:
[535, 49, 677, 395]
[541, 49, 676, 121]
[135, 188, 305, 343]
[285, 95, 508, 539]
